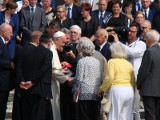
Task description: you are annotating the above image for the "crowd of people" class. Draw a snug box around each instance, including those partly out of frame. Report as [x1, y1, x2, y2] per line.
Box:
[0, 0, 160, 120]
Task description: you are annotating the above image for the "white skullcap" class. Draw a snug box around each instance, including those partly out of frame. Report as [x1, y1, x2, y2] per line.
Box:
[53, 31, 65, 38]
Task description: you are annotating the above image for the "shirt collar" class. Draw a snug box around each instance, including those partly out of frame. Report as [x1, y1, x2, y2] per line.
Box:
[29, 5, 36, 10]
[100, 41, 107, 50]
[66, 3, 73, 9]
[99, 10, 105, 15]
[143, 8, 149, 12]
[29, 42, 38, 47]
[0, 36, 5, 44]
[126, 38, 139, 47]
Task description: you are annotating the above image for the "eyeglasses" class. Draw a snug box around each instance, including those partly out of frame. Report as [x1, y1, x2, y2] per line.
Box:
[57, 11, 64, 13]
[70, 31, 78, 34]
[129, 30, 137, 33]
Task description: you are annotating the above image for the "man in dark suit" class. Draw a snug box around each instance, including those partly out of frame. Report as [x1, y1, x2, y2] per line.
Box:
[92, 0, 111, 28]
[12, 31, 42, 120]
[19, 32, 53, 120]
[141, 0, 155, 22]
[94, 28, 111, 61]
[137, 30, 160, 120]
[19, 0, 47, 46]
[0, 23, 15, 120]
[64, 0, 81, 24]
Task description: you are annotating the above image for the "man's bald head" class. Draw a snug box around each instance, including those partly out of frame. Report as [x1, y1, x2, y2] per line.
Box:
[0, 23, 13, 43]
[95, 29, 108, 45]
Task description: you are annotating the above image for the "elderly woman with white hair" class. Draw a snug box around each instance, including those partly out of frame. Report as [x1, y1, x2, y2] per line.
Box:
[72, 40, 105, 120]
[70, 25, 82, 43]
[99, 42, 135, 120]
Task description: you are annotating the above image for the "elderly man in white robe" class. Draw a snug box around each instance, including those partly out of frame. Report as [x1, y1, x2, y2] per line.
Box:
[50, 31, 73, 120]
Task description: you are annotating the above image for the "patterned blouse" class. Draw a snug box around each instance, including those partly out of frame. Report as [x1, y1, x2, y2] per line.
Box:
[73, 56, 104, 101]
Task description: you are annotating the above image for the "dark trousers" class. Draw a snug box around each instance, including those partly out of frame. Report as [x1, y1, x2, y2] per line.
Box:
[20, 93, 53, 120]
[78, 100, 100, 120]
[60, 83, 77, 120]
[142, 96, 160, 120]
[12, 89, 21, 120]
[0, 91, 9, 120]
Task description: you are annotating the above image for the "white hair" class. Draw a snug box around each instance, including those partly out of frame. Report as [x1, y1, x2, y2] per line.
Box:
[81, 39, 95, 56]
[110, 42, 127, 58]
[70, 25, 82, 35]
[146, 30, 160, 42]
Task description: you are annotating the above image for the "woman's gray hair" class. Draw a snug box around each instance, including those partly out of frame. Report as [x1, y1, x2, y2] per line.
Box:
[81, 39, 95, 56]
[76, 37, 89, 52]
[110, 42, 127, 58]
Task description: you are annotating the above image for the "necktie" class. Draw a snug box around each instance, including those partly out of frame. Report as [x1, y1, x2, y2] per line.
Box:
[100, 12, 103, 27]
[144, 10, 147, 19]
[67, 7, 71, 18]
[31, 7, 34, 18]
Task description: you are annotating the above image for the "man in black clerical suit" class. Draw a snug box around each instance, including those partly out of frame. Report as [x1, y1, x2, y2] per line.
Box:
[0, 23, 15, 120]
[19, 32, 53, 120]
[137, 30, 160, 120]
[12, 31, 42, 120]
[94, 28, 111, 61]
[19, 0, 47, 46]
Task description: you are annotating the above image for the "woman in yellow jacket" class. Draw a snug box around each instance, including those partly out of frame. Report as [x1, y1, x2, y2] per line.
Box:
[99, 42, 135, 120]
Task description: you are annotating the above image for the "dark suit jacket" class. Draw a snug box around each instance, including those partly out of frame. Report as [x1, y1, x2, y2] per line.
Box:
[21, 45, 53, 99]
[19, 6, 47, 45]
[0, 37, 12, 91]
[141, 8, 155, 22]
[16, 43, 36, 87]
[95, 42, 111, 61]
[92, 10, 111, 28]
[71, 4, 81, 24]
[137, 44, 160, 97]
[152, 11, 160, 33]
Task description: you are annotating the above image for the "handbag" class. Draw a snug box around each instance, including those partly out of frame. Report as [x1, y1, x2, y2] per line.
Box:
[100, 96, 112, 113]
[100, 72, 114, 113]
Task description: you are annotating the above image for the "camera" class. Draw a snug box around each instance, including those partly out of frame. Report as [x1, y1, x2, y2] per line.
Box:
[107, 26, 129, 43]
[63, 44, 72, 52]
[107, 26, 129, 34]
[63, 43, 77, 52]
[113, 26, 129, 34]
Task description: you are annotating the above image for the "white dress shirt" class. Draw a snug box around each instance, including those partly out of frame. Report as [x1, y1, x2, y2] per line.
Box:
[123, 38, 146, 79]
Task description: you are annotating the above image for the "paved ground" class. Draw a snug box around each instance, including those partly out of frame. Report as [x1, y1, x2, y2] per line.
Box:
[5, 91, 145, 120]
